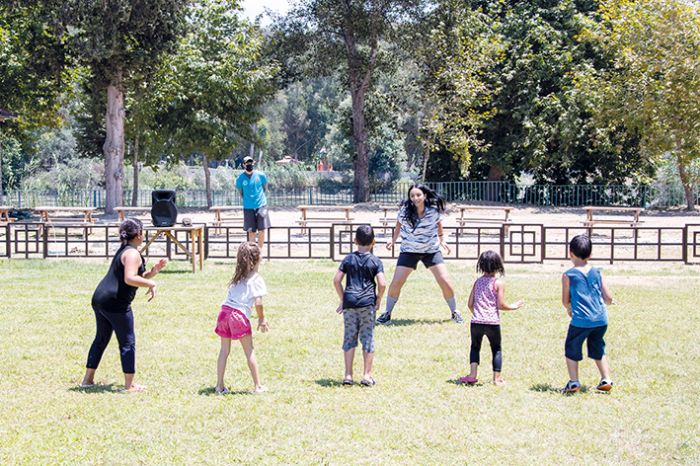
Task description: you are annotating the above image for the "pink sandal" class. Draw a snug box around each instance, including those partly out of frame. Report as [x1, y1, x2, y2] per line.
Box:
[458, 376, 478, 385]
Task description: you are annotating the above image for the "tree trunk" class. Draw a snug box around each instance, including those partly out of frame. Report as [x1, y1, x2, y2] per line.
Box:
[0, 154, 4, 206]
[103, 73, 125, 214]
[420, 144, 431, 183]
[350, 87, 370, 203]
[486, 165, 504, 202]
[202, 152, 213, 208]
[131, 135, 139, 207]
[678, 158, 695, 211]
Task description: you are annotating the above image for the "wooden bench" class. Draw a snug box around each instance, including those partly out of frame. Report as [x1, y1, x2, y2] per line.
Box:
[34, 206, 96, 224]
[114, 206, 151, 222]
[0, 205, 15, 223]
[582, 206, 644, 227]
[297, 205, 354, 233]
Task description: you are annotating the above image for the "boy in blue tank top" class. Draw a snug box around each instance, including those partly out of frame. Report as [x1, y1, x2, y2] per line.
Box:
[561, 235, 614, 394]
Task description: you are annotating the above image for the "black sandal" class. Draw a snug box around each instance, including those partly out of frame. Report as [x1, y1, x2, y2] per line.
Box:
[342, 378, 353, 386]
[360, 377, 376, 386]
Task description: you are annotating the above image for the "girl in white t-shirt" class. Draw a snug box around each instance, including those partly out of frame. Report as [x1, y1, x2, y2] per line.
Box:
[214, 242, 269, 394]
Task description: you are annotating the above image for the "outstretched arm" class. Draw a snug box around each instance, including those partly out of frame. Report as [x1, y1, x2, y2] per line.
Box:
[496, 279, 524, 311]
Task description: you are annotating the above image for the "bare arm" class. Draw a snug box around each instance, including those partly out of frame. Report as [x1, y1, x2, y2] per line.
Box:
[255, 296, 269, 332]
[437, 220, 451, 254]
[562, 273, 572, 317]
[601, 274, 614, 305]
[121, 249, 157, 301]
[333, 270, 345, 314]
[375, 271, 386, 312]
[467, 282, 476, 314]
[143, 258, 167, 279]
[496, 279, 523, 311]
[386, 221, 401, 250]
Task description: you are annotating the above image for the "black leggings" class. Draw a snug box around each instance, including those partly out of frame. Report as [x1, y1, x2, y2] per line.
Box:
[469, 323, 502, 372]
[86, 307, 136, 373]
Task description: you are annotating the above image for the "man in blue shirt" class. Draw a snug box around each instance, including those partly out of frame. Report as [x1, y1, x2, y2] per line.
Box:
[236, 156, 271, 252]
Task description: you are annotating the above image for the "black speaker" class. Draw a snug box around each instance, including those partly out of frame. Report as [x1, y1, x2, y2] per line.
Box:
[151, 190, 177, 227]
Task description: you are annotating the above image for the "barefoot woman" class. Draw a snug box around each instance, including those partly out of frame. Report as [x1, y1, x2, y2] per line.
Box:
[80, 218, 167, 392]
[376, 184, 463, 324]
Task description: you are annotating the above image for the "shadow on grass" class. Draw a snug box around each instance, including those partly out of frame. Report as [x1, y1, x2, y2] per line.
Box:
[314, 378, 349, 388]
[198, 387, 253, 396]
[158, 269, 195, 275]
[529, 383, 589, 394]
[446, 379, 485, 387]
[69, 383, 121, 394]
[377, 318, 447, 327]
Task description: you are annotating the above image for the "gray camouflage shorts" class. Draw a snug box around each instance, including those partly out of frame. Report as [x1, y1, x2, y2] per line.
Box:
[342, 306, 376, 353]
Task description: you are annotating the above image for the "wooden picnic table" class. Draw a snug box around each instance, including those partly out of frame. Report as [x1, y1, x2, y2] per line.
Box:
[0, 205, 15, 223]
[209, 205, 244, 227]
[34, 206, 96, 224]
[140, 225, 204, 273]
[582, 206, 644, 227]
[453, 205, 513, 225]
[378, 205, 399, 227]
[114, 206, 151, 222]
[297, 205, 354, 233]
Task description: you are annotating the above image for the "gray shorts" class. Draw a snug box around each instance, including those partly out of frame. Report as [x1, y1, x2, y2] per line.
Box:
[342, 306, 376, 353]
[243, 206, 271, 232]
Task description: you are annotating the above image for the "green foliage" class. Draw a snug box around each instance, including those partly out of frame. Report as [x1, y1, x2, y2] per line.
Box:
[583, 0, 700, 209]
[153, 0, 277, 160]
[0, 134, 24, 190]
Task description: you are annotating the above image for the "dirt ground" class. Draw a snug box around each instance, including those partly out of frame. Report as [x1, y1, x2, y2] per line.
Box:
[173, 204, 700, 228]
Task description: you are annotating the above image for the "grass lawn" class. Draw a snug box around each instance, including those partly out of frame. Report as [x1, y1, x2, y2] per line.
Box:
[1, 258, 699, 464]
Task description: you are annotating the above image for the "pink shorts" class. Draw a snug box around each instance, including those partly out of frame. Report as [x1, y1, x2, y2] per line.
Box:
[215, 305, 252, 340]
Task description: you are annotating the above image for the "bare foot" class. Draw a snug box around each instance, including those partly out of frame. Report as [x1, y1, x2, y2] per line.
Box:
[124, 383, 147, 393]
[253, 385, 268, 394]
[494, 378, 506, 386]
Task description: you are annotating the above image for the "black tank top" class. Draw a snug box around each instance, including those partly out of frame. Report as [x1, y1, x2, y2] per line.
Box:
[91, 244, 146, 313]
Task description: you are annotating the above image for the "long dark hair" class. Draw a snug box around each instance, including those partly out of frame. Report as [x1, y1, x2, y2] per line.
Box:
[399, 184, 446, 228]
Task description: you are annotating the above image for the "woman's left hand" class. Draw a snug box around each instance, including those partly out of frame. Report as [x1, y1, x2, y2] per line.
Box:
[440, 240, 451, 255]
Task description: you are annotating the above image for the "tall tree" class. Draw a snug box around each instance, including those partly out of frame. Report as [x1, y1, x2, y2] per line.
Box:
[273, 0, 423, 202]
[0, 0, 71, 203]
[585, 0, 700, 210]
[465, 0, 648, 185]
[65, 0, 187, 213]
[155, 0, 277, 208]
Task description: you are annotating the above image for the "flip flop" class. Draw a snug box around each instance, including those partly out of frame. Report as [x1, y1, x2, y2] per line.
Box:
[342, 378, 353, 386]
[360, 377, 376, 386]
[79, 383, 95, 389]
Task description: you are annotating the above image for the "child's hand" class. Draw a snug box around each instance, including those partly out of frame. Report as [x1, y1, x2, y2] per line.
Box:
[336, 304, 344, 314]
[258, 318, 269, 333]
[385, 241, 393, 250]
[512, 300, 524, 310]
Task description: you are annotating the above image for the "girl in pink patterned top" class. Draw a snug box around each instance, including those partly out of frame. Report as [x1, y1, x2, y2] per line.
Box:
[459, 250, 523, 386]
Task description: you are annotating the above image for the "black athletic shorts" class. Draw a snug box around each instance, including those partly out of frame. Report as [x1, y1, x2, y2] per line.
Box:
[564, 324, 607, 361]
[396, 251, 444, 269]
[243, 206, 271, 232]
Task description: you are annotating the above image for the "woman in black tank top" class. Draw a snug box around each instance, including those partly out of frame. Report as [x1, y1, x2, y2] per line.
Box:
[80, 219, 167, 392]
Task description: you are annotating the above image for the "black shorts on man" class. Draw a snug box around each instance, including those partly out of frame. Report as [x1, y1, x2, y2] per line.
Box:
[243, 206, 271, 232]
